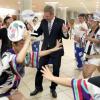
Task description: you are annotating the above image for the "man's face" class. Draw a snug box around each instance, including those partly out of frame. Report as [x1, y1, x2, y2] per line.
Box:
[6, 17, 13, 27]
[87, 16, 93, 25]
[78, 16, 84, 23]
[27, 23, 33, 31]
[43, 12, 54, 22]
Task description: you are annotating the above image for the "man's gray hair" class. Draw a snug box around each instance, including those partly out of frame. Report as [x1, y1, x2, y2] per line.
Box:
[44, 5, 54, 14]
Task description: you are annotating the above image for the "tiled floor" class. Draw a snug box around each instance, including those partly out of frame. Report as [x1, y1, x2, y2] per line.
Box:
[18, 39, 99, 100]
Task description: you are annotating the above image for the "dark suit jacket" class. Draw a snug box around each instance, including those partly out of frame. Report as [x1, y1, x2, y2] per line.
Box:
[0, 28, 12, 55]
[33, 17, 69, 56]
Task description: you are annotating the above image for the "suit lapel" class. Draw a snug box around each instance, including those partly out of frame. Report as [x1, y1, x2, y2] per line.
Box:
[49, 17, 57, 36]
[45, 21, 49, 35]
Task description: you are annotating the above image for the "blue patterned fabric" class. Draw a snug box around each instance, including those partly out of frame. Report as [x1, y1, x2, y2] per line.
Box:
[32, 41, 40, 68]
[74, 43, 84, 68]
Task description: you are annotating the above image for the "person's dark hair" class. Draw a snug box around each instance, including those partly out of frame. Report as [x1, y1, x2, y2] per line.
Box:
[44, 5, 54, 14]
[78, 14, 85, 18]
[34, 16, 38, 19]
[33, 16, 38, 22]
[3, 16, 11, 24]
[12, 41, 18, 45]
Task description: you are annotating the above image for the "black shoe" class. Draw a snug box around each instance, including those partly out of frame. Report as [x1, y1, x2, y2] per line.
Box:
[50, 89, 57, 98]
[30, 89, 43, 96]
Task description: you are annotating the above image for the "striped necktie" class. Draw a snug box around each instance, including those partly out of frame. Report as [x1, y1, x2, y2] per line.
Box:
[48, 21, 52, 34]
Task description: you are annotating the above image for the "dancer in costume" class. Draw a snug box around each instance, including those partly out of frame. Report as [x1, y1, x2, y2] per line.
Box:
[0, 20, 62, 100]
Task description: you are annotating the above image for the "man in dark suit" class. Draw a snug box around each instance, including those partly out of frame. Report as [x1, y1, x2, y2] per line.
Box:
[30, 5, 69, 98]
[0, 16, 13, 55]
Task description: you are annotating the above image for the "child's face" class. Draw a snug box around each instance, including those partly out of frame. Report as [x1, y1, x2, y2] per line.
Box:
[13, 39, 25, 53]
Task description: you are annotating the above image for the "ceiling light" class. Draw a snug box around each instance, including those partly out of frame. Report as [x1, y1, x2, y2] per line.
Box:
[45, 1, 58, 5]
[58, 6, 69, 9]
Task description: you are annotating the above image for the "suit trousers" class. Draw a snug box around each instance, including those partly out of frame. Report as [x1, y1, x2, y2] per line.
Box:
[35, 54, 61, 90]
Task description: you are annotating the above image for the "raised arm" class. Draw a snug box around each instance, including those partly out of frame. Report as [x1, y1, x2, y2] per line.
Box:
[16, 31, 31, 64]
[41, 66, 72, 87]
[39, 40, 62, 57]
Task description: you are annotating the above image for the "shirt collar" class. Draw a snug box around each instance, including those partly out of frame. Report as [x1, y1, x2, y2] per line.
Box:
[49, 17, 55, 26]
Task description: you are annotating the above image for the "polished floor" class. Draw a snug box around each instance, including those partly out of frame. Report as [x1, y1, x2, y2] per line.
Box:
[19, 39, 99, 100]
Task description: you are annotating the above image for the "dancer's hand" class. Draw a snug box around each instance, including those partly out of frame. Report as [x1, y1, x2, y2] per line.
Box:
[23, 31, 31, 41]
[51, 40, 62, 52]
[41, 66, 54, 81]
